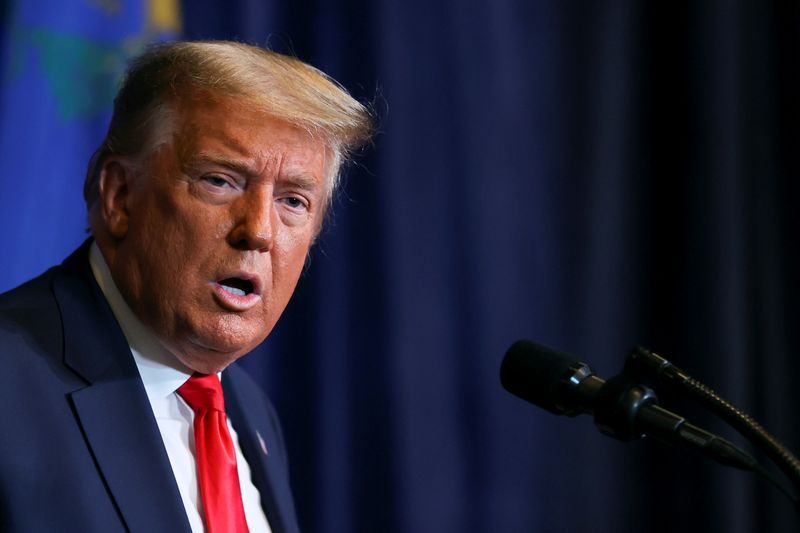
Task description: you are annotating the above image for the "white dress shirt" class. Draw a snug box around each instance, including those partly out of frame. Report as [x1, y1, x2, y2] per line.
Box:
[89, 243, 272, 533]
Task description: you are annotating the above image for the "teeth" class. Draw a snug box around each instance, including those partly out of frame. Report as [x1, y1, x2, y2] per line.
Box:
[221, 284, 246, 297]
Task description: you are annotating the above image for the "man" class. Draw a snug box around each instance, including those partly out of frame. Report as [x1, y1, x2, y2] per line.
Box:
[0, 41, 372, 532]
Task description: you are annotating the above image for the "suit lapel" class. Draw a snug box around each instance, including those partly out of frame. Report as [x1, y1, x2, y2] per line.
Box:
[70, 380, 192, 533]
[224, 365, 299, 533]
[54, 243, 191, 533]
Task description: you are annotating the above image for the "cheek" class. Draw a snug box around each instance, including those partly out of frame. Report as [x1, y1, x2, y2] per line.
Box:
[260, 234, 312, 322]
[122, 210, 212, 308]
[276, 234, 312, 280]
[138, 196, 226, 264]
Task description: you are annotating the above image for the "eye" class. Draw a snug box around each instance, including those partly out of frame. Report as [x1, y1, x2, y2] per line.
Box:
[204, 175, 232, 188]
[281, 196, 308, 210]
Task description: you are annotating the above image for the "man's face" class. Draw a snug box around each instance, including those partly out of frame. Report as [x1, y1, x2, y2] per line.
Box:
[103, 96, 328, 373]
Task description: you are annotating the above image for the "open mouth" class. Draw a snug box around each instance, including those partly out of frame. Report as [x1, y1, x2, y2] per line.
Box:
[218, 277, 255, 297]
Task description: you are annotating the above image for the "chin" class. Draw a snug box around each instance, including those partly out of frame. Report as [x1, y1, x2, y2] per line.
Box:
[175, 343, 245, 374]
[186, 333, 265, 369]
[168, 314, 270, 371]
[186, 355, 238, 375]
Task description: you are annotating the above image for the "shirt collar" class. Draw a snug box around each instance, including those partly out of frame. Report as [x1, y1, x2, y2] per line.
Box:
[89, 242, 192, 409]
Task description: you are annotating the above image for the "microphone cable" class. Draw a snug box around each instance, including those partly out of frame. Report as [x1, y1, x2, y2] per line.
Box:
[625, 346, 800, 507]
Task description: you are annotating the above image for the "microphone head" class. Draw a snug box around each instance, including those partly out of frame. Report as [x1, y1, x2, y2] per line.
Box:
[500, 340, 588, 415]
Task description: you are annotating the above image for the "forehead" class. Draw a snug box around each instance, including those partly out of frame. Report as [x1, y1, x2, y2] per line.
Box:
[166, 95, 330, 179]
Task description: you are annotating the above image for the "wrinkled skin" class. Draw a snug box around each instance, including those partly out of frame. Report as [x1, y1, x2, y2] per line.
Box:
[95, 96, 328, 374]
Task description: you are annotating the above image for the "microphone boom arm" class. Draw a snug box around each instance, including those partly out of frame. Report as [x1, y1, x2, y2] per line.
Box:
[626, 347, 800, 498]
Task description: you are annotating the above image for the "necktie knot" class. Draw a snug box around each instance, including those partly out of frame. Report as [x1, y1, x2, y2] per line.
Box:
[178, 373, 226, 412]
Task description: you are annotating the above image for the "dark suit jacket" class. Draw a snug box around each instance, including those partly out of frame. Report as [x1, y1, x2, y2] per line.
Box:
[0, 241, 300, 533]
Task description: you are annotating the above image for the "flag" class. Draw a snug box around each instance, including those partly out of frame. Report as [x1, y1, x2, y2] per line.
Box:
[0, 0, 180, 291]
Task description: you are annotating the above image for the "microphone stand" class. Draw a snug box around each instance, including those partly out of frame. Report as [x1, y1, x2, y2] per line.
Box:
[625, 347, 800, 511]
[588, 373, 761, 473]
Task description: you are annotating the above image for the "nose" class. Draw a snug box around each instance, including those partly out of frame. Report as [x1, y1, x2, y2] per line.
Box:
[228, 186, 275, 251]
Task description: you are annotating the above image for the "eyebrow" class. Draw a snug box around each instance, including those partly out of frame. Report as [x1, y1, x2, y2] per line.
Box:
[185, 153, 322, 193]
[280, 172, 321, 192]
[183, 153, 258, 177]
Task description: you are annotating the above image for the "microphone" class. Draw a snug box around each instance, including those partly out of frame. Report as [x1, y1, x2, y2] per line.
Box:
[500, 339, 756, 471]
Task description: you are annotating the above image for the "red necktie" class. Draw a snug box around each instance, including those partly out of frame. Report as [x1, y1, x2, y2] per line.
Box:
[178, 373, 250, 533]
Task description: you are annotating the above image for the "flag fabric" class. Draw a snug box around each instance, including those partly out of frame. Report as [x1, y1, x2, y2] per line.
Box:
[0, 0, 180, 292]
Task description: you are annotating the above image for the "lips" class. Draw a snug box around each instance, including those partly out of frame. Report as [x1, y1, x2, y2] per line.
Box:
[212, 272, 263, 311]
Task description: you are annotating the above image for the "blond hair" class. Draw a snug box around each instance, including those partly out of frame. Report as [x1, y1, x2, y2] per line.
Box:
[84, 40, 373, 217]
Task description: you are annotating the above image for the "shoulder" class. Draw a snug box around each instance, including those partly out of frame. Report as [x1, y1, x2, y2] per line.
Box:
[0, 266, 59, 312]
[224, 363, 283, 426]
[0, 241, 96, 382]
[0, 239, 93, 328]
[223, 362, 290, 461]
[0, 267, 63, 363]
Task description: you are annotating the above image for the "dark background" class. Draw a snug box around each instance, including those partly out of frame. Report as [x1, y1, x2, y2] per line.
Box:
[3, 1, 799, 532]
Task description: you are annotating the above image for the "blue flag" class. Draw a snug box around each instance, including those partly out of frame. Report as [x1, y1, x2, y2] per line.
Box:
[0, 0, 180, 292]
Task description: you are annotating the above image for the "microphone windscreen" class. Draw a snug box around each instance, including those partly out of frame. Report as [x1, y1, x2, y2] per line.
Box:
[500, 340, 577, 414]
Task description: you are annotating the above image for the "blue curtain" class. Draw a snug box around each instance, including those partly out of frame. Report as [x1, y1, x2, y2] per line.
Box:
[3, 1, 799, 532]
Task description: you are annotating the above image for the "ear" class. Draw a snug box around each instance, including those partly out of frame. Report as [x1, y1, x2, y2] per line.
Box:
[98, 159, 134, 240]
